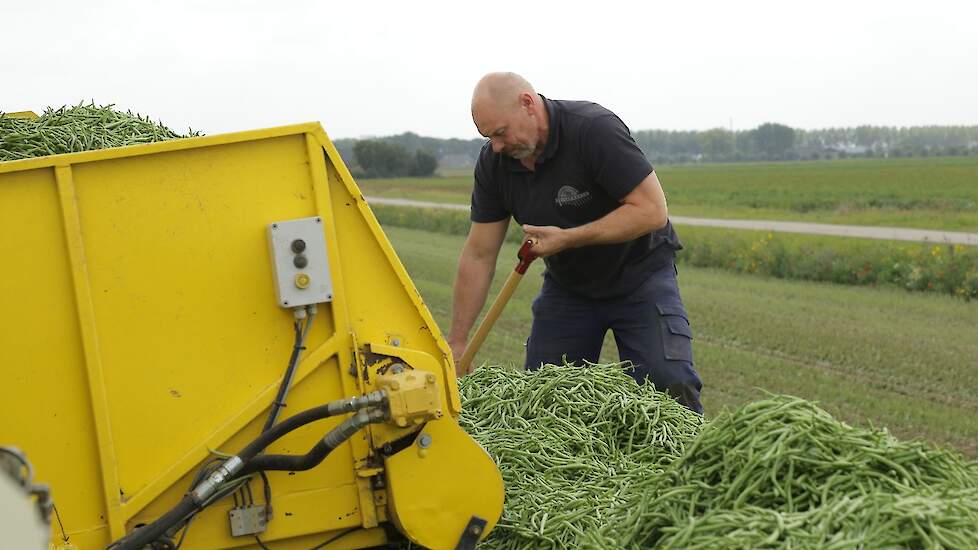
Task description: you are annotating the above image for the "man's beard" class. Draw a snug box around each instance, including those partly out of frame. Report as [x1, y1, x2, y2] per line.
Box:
[506, 143, 535, 159]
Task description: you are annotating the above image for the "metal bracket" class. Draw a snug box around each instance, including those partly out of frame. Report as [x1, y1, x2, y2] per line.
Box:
[454, 516, 488, 550]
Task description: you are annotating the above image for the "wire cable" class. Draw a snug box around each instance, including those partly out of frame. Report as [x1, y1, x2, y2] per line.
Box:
[52, 502, 69, 543]
[308, 528, 357, 550]
[263, 315, 309, 432]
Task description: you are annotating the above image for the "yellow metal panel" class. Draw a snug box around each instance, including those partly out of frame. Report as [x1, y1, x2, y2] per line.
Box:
[1, 110, 38, 119]
[72, 134, 327, 500]
[55, 164, 125, 538]
[0, 123, 503, 549]
[0, 167, 111, 540]
[122, 333, 344, 516]
[385, 419, 505, 550]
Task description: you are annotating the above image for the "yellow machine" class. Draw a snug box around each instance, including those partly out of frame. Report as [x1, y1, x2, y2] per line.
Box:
[0, 122, 504, 549]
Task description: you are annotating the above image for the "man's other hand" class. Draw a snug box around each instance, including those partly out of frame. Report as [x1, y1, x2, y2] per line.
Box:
[521, 224, 572, 257]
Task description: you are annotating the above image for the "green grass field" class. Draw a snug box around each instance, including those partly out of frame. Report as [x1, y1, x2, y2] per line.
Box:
[382, 225, 978, 456]
[358, 156, 978, 231]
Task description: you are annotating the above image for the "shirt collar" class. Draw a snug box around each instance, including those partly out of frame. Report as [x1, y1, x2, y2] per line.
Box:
[538, 94, 560, 163]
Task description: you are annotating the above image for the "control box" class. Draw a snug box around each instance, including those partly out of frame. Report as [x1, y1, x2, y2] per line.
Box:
[267, 217, 333, 308]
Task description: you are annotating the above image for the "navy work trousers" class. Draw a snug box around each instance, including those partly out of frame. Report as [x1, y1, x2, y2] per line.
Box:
[524, 263, 704, 414]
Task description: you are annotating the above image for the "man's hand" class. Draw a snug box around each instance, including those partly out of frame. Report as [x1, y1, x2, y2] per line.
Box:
[521, 224, 573, 257]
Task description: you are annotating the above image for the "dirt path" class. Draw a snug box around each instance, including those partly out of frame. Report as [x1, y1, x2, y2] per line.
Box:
[366, 196, 978, 246]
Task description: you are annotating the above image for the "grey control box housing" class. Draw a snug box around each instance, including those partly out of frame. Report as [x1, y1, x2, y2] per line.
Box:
[267, 216, 333, 308]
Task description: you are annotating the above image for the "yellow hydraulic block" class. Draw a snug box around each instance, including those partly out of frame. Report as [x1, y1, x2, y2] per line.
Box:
[0, 122, 503, 549]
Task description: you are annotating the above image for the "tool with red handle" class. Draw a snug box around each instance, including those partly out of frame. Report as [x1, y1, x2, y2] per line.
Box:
[457, 239, 538, 374]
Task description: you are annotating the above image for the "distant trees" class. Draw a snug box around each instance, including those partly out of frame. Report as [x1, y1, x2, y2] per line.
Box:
[410, 149, 437, 176]
[353, 139, 438, 178]
[751, 123, 796, 159]
[337, 125, 978, 171]
[698, 128, 735, 161]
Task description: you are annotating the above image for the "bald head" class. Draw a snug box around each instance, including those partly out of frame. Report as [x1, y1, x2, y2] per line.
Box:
[471, 72, 548, 161]
[471, 72, 536, 114]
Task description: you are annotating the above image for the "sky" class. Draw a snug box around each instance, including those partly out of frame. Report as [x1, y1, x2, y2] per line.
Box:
[2, 0, 977, 140]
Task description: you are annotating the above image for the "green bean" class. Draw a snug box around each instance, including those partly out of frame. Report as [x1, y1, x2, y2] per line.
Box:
[1, 102, 200, 162]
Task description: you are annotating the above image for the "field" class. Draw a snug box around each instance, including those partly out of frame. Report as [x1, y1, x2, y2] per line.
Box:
[382, 225, 978, 456]
[365, 156, 978, 456]
[358, 156, 978, 231]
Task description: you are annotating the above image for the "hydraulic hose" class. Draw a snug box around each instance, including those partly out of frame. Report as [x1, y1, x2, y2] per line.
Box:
[108, 392, 385, 550]
[239, 392, 384, 465]
[241, 408, 386, 475]
[109, 497, 198, 550]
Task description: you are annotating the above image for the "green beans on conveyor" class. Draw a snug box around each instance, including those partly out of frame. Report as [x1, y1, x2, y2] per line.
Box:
[0, 102, 198, 162]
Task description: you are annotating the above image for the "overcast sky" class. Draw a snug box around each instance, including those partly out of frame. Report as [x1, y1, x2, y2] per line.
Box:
[3, 0, 977, 140]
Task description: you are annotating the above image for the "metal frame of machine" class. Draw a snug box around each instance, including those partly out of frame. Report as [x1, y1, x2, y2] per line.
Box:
[0, 122, 504, 549]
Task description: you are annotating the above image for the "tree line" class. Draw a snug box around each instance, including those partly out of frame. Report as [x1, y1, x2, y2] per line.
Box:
[635, 124, 978, 163]
[334, 125, 978, 175]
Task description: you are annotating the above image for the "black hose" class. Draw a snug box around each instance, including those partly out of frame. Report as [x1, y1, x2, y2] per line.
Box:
[262, 319, 305, 433]
[110, 497, 197, 550]
[108, 401, 350, 550]
[242, 439, 332, 475]
[239, 409, 382, 476]
[239, 402, 336, 463]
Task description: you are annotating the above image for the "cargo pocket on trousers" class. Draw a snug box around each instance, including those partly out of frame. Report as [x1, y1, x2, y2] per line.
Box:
[657, 304, 693, 362]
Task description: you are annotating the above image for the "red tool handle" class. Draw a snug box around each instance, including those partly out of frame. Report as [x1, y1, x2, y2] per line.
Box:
[515, 239, 538, 274]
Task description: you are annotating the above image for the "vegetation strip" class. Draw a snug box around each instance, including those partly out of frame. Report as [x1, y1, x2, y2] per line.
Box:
[371, 205, 978, 300]
[366, 196, 978, 245]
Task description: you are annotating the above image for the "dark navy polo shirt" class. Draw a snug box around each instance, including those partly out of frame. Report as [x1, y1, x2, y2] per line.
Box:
[470, 95, 682, 299]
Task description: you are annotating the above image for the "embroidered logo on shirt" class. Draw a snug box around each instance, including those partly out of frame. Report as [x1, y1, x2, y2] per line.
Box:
[555, 185, 592, 207]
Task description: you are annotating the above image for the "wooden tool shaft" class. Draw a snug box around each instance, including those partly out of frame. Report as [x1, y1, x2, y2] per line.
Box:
[458, 270, 525, 372]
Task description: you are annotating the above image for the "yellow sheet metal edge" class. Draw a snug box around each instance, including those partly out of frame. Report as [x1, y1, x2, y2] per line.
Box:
[55, 165, 126, 539]
[1, 110, 39, 119]
[309, 127, 464, 416]
[0, 122, 323, 173]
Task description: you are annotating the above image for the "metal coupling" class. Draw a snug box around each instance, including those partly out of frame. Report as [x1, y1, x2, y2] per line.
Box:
[326, 391, 387, 416]
[321, 408, 387, 449]
[190, 456, 244, 504]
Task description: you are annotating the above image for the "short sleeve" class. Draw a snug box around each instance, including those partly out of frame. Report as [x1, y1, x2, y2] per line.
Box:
[582, 115, 654, 201]
[470, 156, 510, 223]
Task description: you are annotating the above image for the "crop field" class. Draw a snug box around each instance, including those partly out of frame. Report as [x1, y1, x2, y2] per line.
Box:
[382, 225, 978, 456]
[357, 156, 978, 231]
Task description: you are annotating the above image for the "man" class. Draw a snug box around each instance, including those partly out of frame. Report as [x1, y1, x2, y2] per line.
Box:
[448, 72, 703, 414]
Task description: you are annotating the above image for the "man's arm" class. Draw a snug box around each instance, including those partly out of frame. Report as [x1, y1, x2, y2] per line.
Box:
[521, 170, 668, 257]
[447, 219, 509, 375]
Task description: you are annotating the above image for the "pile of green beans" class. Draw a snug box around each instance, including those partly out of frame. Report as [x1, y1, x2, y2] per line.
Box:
[460, 367, 978, 548]
[589, 395, 978, 548]
[0, 102, 198, 162]
[458, 363, 705, 549]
